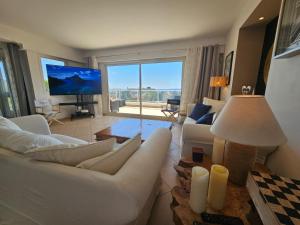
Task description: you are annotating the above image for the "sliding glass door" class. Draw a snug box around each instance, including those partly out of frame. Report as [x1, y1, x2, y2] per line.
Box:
[141, 62, 182, 116]
[107, 60, 183, 118]
[108, 64, 140, 115]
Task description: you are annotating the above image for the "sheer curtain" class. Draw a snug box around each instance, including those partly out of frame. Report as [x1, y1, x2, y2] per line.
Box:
[180, 47, 202, 114]
[180, 45, 223, 115]
[88, 56, 103, 116]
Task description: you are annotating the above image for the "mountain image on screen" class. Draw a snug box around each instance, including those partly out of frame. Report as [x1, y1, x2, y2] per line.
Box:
[46, 65, 102, 95]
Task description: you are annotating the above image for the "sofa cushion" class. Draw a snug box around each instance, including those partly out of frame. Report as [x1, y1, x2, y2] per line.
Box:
[25, 138, 116, 166]
[50, 134, 88, 144]
[0, 127, 62, 153]
[189, 103, 211, 120]
[77, 134, 141, 174]
[196, 112, 215, 125]
[184, 116, 196, 125]
[0, 116, 21, 130]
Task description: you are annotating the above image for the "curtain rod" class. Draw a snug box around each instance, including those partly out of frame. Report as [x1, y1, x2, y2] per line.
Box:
[90, 44, 223, 59]
[91, 47, 189, 59]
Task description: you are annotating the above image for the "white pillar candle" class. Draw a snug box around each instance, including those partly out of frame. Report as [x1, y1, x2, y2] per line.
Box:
[207, 164, 229, 210]
[189, 166, 209, 213]
[212, 137, 226, 164]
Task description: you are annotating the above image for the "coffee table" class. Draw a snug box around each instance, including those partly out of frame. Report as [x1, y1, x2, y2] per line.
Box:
[95, 118, 173, 143]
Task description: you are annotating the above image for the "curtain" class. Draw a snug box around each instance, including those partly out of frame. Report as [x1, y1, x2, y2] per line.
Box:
[180, 47, 202, 114]
[192, 45, 223, 102]
[7, 43, 36, 116]
[87, 56, 103, 116]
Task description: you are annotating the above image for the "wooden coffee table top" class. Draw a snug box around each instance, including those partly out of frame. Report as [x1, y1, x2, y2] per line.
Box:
[95, 118, 173, 143]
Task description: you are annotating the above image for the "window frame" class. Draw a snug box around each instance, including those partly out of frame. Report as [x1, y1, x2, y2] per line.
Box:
[104, 57, 185, 120]
[39, 56, 66, 94]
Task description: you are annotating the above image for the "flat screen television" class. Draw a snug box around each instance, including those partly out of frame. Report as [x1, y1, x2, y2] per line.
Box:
[46, 65, 102, 95]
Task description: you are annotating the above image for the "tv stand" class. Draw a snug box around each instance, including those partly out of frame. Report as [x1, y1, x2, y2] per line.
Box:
[59, 95, 98, 120]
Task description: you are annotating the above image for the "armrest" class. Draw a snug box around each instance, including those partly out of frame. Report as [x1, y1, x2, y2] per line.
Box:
[182, 123, 214, 144]
[10, 114, 51, 135]
[186, 103, 196, 116]
[0, 156, 137, 225]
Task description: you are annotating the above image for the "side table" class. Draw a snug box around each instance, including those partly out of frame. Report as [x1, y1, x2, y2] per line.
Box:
[170, 156, 269, 225]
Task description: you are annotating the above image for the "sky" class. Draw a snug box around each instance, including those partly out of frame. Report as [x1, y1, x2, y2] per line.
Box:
[0, 61, 7, 81]
[107, 61, 183, 90]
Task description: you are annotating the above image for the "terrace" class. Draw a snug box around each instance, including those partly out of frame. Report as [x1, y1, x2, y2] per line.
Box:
[109, 89, 181, 117]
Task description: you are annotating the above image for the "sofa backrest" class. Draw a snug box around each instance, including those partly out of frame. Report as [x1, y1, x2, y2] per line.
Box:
[203, 97, 225, 113]
[0, 128, 172, 225]
[186, 98, 226, 116]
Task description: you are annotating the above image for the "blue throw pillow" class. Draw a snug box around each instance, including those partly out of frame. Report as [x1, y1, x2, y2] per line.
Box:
[196, 112, 215, 125]
[189, 103, 211, 120]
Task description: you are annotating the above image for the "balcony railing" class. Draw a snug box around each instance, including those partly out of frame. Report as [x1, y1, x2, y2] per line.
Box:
[109, 89, 181, 103]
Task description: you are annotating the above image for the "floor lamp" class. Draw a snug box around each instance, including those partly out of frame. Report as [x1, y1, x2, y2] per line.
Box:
[210, 95, 287, 186]
[209, 76, 228, 100]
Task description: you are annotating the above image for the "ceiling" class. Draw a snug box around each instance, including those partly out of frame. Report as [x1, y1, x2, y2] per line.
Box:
[0, 0, 247, 50]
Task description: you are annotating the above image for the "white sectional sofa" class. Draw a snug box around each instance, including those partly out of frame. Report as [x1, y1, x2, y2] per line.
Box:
[181, 97, 225, 158]
[0, 115, 172, 225]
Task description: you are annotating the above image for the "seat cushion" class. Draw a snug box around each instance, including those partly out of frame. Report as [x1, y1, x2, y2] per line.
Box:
[184, 116, 197, 125]
[77, 134, 141, 174]
[0, 116, 21, 130]
[25, 138, 116, 166]
[50, 134, 88, 144]
[189, 103, 211, 120]
[0, 127, 62, 153]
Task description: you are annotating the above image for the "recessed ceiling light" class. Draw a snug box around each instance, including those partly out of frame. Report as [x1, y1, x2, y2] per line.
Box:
[259, 17, 265, 21]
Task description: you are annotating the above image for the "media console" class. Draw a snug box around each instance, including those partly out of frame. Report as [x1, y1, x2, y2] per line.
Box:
[59, 101, 98, 120]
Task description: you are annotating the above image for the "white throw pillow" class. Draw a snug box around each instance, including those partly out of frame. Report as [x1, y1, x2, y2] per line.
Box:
[0, 116, 21, 130]
[0, 127, 62, 153]
[77, 134, 141, 174]
[25, 138, 116, 166]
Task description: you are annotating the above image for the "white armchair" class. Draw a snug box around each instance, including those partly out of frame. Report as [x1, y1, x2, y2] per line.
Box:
[180, 97, 225, 158]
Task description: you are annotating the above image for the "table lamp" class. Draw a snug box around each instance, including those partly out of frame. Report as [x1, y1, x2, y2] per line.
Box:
[209, 76, 228, 100]
[210, 95, 287, 185]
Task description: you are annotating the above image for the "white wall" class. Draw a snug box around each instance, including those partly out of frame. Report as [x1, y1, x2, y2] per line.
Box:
[265, 55, 300, 179]
[0, 23, 87, 118]
[221, 0, 262, 100]
[223, 0, 300, 179]
[83, 37, 225, 62]
[0, 23, 84, 62]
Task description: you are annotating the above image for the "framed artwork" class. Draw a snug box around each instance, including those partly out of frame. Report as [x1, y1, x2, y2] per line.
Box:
[224, 51, 234, 85]
[275, 0, 300, 58]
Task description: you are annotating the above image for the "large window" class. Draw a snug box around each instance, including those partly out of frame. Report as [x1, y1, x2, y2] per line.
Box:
[107, 60, 183, 117]
[40, 57, 65, 92]
[0, 57, 17, 117]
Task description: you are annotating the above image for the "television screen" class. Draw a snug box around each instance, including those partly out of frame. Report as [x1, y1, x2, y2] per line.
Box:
[46, 65, 102, 95]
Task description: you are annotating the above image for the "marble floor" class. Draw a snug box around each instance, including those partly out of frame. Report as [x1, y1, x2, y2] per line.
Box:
[50, 116, 182, 225]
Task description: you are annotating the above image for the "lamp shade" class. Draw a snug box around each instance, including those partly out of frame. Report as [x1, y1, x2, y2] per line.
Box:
[210, 76, 228, 87]
[210, 95, 287, 146]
